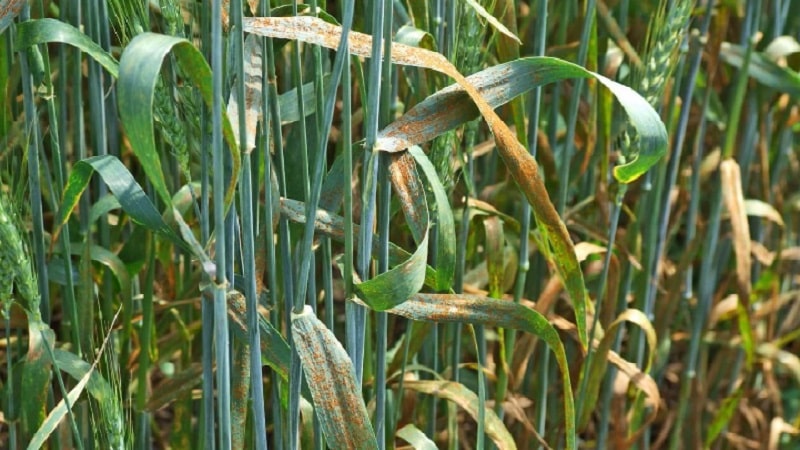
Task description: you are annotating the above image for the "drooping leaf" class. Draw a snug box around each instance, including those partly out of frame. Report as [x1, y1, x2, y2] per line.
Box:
[354, 230, 429, 311]
[372, 293, 575, 449]
[280, 197, 440, 289]
[53, 155, 190, 253]
[118, 32, 240, 212]
[375, 57, 666, 183]
[404, 380, 516, 450]
[14, 19, 119, 77]
[396, 423, 438, 450]
[720, 41, 800, 97]
[578, 309, 658, 430]
[743, 199, 784, 226]
[291, 306, 378, 448]
[227, 290, 291, 380]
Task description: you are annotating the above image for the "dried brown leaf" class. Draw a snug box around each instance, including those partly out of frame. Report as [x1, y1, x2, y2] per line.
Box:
[721, 159, 752, 302]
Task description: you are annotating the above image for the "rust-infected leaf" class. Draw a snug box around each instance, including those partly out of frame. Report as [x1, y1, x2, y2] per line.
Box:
[291, 306, 378, 449]
[227, 290, 290, 380]
[231, 335, 250, 449]
[389, 152, 428, 245]
[0, 0, 25, 34]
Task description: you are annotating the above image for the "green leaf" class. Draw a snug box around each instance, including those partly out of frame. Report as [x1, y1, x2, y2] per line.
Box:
[380, 293, 575, 449]
[704, 386, 745, 447]
[394, 25, 436, 50]
[291, 306, 378, 449]
[21, 321, 54, 440]
[396, 424, 438, 450]
[118, 32, 240, 212]
[408, 146, 455, 292]
[54, 155, 190, 253]
[281, 197, 440, 289]
[51, 349, 123, 446]
[354, 230, 429, 311]
[720, 41, 800, 97]
[578, 309, 656, 430]
[482, 216, 505, 298]
[14, 18, 119, 77]
[68, 243, 132, 309]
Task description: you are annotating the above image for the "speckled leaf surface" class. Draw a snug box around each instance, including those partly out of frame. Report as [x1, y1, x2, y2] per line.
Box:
[291, 306, 378, 449]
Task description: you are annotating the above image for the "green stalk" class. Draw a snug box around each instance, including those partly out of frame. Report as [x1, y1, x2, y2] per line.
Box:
[375, 3, 394, 447]
[85, 0, 114, 325]
[18, 5, 51, 330]
[376, 156, 390, 449]
[197, 4, 215, 447]
[199, 81, 216, 450]
[557, 0, 595, 213]
[210, 0, 232, 446]
[354, 0, 388, 389]
[229, 1, 268, 447]
[135, 237, 155, 449]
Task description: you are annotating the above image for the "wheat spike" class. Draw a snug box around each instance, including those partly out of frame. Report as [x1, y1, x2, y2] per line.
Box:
[637, 0, 694, 109]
